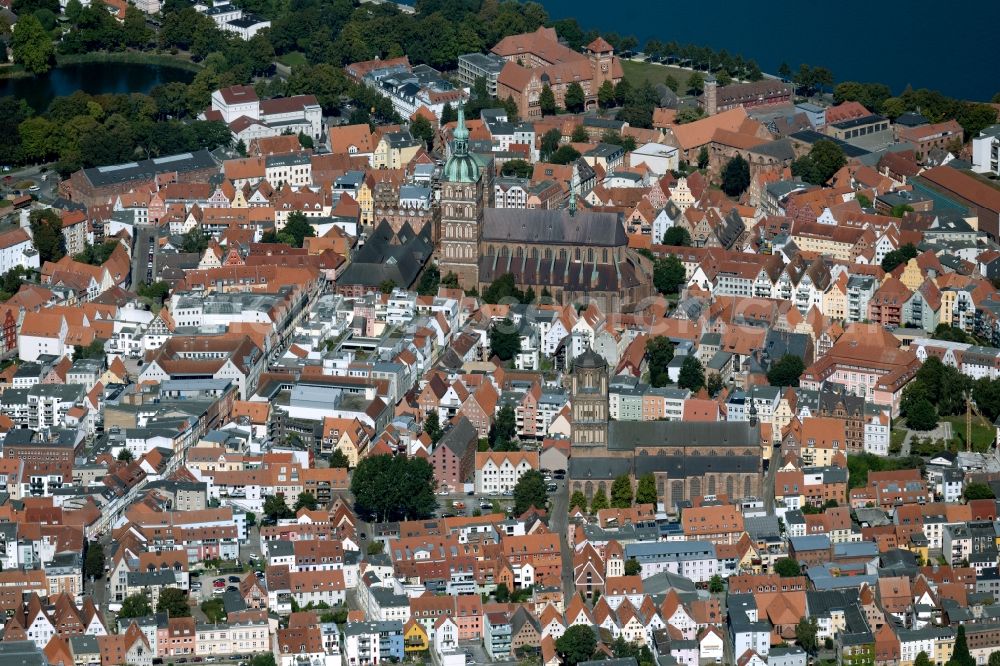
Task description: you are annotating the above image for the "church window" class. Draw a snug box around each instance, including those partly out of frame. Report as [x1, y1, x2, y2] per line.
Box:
[708, 477, 717, 495]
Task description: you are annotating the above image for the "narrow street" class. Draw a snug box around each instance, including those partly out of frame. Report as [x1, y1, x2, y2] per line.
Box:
[545, 478, 574, 599]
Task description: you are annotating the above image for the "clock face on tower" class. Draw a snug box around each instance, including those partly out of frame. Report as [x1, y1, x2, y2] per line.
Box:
[601, 63, 608, 72]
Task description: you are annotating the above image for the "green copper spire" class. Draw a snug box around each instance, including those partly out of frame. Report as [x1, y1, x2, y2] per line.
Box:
[443, 102, 481, 183]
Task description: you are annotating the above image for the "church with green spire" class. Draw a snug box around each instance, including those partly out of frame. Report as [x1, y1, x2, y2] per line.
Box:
[439, 105, 490, 289]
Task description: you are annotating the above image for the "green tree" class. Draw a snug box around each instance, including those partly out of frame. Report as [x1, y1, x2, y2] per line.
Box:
[778, 62, 792, 80]
[117, 449, 134, 463]
[156, 588, 191, 618]
[282, 212, 316, 248]
[906, 397, 938, 431]
[646, 335, 675, 388]
[540, 128, 562, 159]
[569, 491, 588, 513]
[674, 107, 704, 125]
[29, 209, 65, 263]
[201, 598, 225, 623]
[697, 145, 709, 170]
[623, 558, 641, 576]
[501, 159, 533, 178]
[774, 557, 801, 577]
[137, 281, 170, 305]
[416, 265, 440, 296]
[571, 125, 589, 143]
[721, 155, 751, 197]
[489, 318, 522, 361]
[653, 255, 685, 295]
[513, 469, 547, 515]
[598, 80, 616, 109]
[791, 139, 846, 185]
[118, 593, 152, 619]
[494, 582, 510, 603]
[677, 355, 705, 392]
[795, 617, 818, 654]
[539, 84, 556, 116]
[708, 574, 724, 594]
[294, 492, 318, 512]
[181, 228, 209, 254]
[74, 240, 119, 266]
[555, 625, 597, 666]
[881, 243, 919, 272]
[366, 541, 384, 556]
[549, 145, 581, 165]
[351, 455, 437, 522]
[767, 355, 805, 387]
[912, 652, 930, 666]
[378, 280, 396, 294]
[662, 227, 691, 246]
[410, 114, 434, 150]
[423, 410, 443, 444]
[564, 82, 585, 113]
[953, 625, 974, 666]
[987, 651, 1000, 666]
[891, 203, 914, 218]
[84, 542, 104, 579]
[263, 494, 294, 521]
[73, 338, 106, 362]
[250, 654, 276, 666]
[589, 488, 609, 512]
[489, 404, 517, 450]
[962, 483, 996, 501]
[706, 372, 725, 397]
[483, 273, 528, 303]
[634, 473, 657, 506]
[610, 474, 633, 508]
[329, 450, 350, 469]
[686, 71, 705, 96]
[11, 14, 54, 74]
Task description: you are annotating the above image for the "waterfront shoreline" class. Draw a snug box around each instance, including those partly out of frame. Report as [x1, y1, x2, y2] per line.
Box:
[0, 51, 202, 81]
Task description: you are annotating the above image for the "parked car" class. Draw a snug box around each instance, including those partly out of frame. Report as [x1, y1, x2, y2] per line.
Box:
[546, 484, 557, 492]
[228, 575, 241, 583]
[191, 582, 202, 591]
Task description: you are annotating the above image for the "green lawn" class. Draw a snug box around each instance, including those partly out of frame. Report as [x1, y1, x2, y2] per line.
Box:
[889, 428, 906, 453]
[941, 415, 995, 453]
[621, 59, 702, 91]
[278, 51, 308, 68]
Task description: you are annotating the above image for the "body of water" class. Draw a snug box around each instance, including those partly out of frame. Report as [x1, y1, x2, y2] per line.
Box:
[540, 0, 1000, 101]
[0, 62, 196, 111]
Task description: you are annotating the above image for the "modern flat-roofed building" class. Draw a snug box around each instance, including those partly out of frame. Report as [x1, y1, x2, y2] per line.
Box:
[457, 53, 507, 97]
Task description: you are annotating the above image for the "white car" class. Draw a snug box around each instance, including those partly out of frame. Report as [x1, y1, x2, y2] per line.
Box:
[28, 185, 39, 192]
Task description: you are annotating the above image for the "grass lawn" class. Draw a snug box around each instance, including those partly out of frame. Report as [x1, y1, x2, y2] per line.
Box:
[278, 52, 308, 68]
[621, 59, 700, 91]
[941, 415, 995, 453]
[890, 428, 906, 453]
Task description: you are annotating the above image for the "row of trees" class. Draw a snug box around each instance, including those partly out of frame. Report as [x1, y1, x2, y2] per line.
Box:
[350, 454, 437, 522]
[1, 90, 231, 176]
[834, 81, 999, 140]
[569, 473, 658, 514]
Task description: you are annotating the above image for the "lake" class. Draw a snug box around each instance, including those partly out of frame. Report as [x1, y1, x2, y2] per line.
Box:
[0, 62, 196, 111]
[538, 0, 1000, 101]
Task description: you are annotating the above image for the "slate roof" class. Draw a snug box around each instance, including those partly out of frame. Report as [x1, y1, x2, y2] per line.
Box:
[481, 208, 627, 247]
[338, 220, 432, 289]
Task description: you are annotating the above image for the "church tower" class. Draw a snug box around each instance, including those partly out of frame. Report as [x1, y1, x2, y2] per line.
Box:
[439, 106, 487, 290]
[571, 347, 609, 452]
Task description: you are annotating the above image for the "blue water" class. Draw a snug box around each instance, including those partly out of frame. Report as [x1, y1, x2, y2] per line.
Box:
[0, 62, 195, 111]
[539, 0, 1000, 101]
